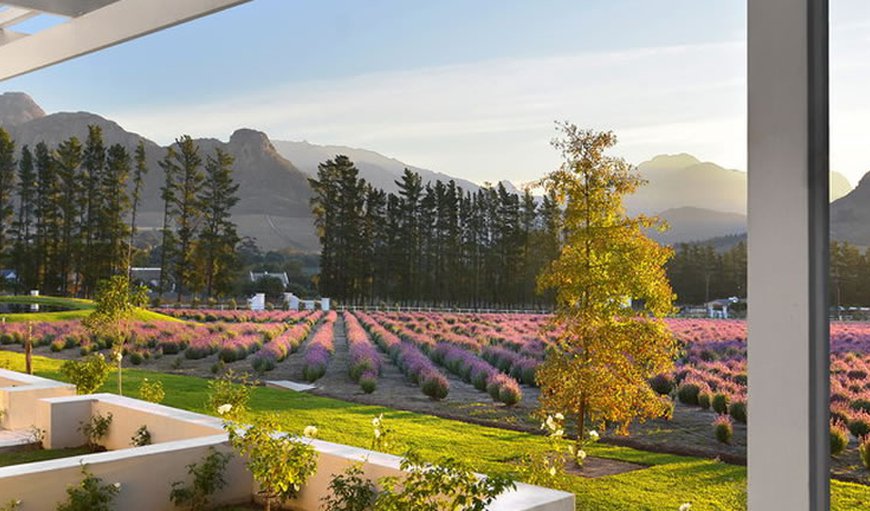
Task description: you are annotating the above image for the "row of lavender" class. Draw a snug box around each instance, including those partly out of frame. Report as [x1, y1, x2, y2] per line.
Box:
[0, 311, 321, 367]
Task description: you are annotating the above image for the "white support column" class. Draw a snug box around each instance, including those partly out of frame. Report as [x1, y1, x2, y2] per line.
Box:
[747, 0, 829, 510]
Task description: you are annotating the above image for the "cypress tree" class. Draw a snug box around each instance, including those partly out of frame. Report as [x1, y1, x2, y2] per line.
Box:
[198, 148, 240, 299]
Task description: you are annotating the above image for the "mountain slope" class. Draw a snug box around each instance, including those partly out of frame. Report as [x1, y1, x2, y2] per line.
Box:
[0, 92, 45, 127]
[5, 107, 317, 252]
[831, 171, 870, 247]
[651, 207, 746, 245]
[272, 140, 481, 193]
[629, 153, 852, 215]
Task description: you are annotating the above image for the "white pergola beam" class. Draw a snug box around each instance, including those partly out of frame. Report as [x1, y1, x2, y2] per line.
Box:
[1, 0, 117, 17]
[0, 6, 38, 27]
[0, 29, 25, 44]
[0, 0, 251, 81]
[747, 0, 829, 509]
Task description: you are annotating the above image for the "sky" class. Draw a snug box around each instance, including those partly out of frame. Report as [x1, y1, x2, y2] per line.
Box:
[1, 0, 868, 186]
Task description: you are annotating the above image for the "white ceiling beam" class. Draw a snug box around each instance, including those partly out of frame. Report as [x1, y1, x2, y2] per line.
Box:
[1, 1, 118, 17]
[0, 6, 38, 27]
[0, 28, 26, 44]
[0, 0, 251, 81]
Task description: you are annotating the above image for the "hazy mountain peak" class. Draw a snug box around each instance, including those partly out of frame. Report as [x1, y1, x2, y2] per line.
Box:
[0, 92, 46, 127]
[230, 128, 271, 146]
[639, 153, 702, 171]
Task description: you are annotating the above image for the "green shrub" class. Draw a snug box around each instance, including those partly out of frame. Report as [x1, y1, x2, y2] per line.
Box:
[849, 416, 870, 438]
[0, 499, 21, 511]
[206, 370, 252, 421]
[60, 354, 112, 395]
[851, 399, 870, 414]
[648, 373, 674, 395]
[421, 375, 449, 401]
[860, 436, 870, 469]
[697, 391, 712, 410]
[138, 378, 165, 404]
[711, 393, 730, 415]
[226, 415, 318, 508]
[728, 401, 747, 424]
[321, 462, 376, 511]
[830, 421, 849, 457]
[79, 412, 113, 452]
[360, 374, 377, 394]
[130, 425, 152, 447]
[129, 352, 144, 365]
[169, 447, 232, 511]
[713, 415, 733, 444]
[676, 382, 701, 406]
[56, 466, 120, 511]
[376, 450, 514, 511]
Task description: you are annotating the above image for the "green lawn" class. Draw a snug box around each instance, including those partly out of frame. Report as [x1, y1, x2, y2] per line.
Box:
[0, 295, 178, 323]
[0, 447, 91, 468]
[1, 350, 868, 510]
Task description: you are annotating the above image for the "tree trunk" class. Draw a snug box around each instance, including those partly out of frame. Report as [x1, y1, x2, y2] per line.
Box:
[24, 324, 32, 375]
[576, 398, 586, 451]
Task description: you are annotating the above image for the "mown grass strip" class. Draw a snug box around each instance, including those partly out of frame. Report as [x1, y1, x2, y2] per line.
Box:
[0, 351, 867, 510]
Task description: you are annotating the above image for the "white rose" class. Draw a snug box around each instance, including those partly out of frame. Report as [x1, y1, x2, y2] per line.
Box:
[113, 482, 122, 489]
[679, 504, 692, 511]
[554, 413, 564, 421]
[217, 404, 232, 415]
[303, 425, 318, 438]
[576, 449, 587, 461]
[588, 430, 600, 442]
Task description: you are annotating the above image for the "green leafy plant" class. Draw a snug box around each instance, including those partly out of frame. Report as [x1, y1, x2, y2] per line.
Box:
[0, 499, 21, 511]
[831, 420, 849, 457]
[60, 354, 112, 394]
[226, 414, 318, 511]
[56, 465, 120, 511]
[711, 393, 730, 415]
[375, 450, 514, 511]
[713, 415, 733, 445]
[138, 378, 165, 403]
[79, 412, 113, 452]
[321, 462, 377, 511]
[130, 425, 152, 447]
[83, 275, 149, 396]
[207, 369, 252, 421]
[860, 435, 870, 470]
[169, 447, 232, 511]
[28, 425, 45, 449]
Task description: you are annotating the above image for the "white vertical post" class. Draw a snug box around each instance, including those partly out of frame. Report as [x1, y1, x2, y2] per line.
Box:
[747, 0, 829, 510]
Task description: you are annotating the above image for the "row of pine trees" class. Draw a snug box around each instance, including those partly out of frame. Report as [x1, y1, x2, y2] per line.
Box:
[309, 156, 561, 306]
[666, 241, 747, 305]
[0, 126, 240, 300]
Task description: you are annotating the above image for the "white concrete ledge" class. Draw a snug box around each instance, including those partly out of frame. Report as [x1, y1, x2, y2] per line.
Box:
[0, 370, 574, 510]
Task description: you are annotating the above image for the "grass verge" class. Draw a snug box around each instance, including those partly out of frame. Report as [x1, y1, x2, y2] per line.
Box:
[0, 351, 867, 510]
[0, 295, 180, 323]
[0, 447, 91, 468]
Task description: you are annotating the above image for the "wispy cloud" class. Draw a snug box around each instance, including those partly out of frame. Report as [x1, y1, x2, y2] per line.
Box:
[111, 41, 748, 184]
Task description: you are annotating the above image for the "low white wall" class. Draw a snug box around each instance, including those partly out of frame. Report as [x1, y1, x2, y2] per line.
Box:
[0, 369, 75, 430]
[279, 439, 574, 511]
[0, 435, 252, 511]
[0, 370, 575, 511]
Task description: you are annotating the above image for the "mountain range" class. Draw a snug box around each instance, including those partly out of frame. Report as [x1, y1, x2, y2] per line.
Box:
[0, 91, 865, 252]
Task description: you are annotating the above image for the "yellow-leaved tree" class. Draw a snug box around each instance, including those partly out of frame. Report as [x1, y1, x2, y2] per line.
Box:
[536, 122, 678, 447]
